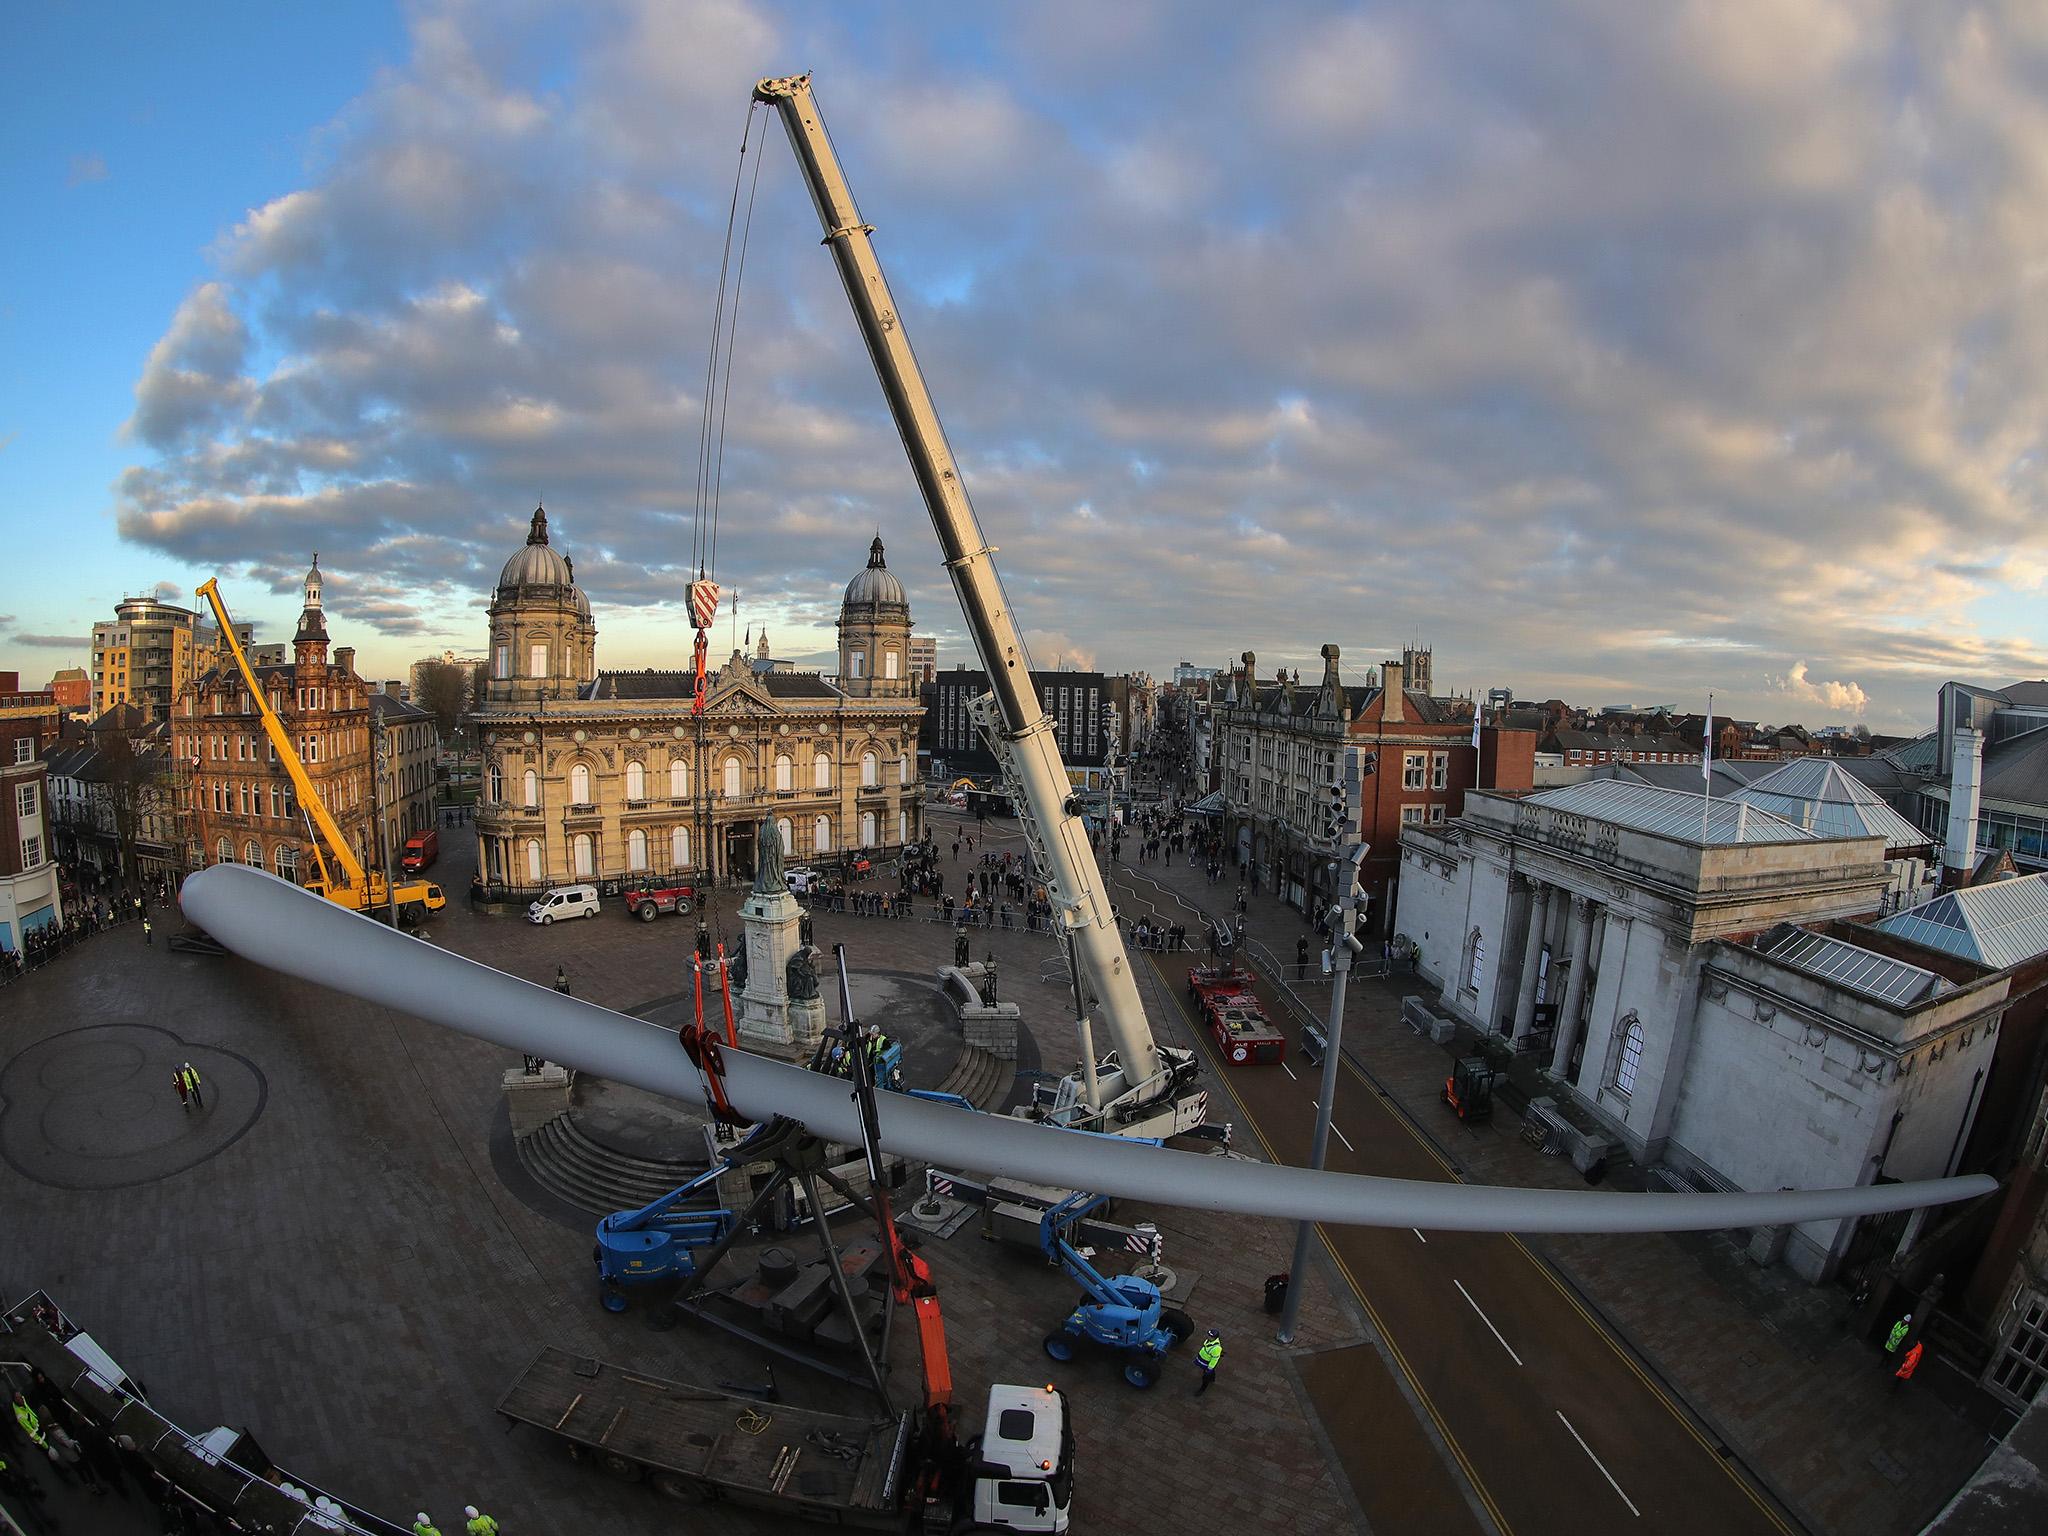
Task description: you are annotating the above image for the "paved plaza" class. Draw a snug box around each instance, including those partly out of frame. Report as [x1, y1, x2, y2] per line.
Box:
[0, 823, 1366, 1535]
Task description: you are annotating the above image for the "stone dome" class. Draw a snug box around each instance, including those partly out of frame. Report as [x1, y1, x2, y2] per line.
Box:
[497, 505, 575, 592]
[843, 535, 906, 608]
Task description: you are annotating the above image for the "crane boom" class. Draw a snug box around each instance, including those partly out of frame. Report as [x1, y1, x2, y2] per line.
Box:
[195, 579, 369, 894]
[753, 72, 1167, 1105]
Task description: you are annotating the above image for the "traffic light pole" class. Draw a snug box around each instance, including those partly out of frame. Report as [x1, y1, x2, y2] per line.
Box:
[1276, 841, 1368, 1346]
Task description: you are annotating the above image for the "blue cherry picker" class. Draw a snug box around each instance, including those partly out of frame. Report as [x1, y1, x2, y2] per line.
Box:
[1037, 1191, 1194, 1389]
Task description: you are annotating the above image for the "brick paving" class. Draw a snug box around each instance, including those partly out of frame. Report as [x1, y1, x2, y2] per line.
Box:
[1102, 833, 2000, 1536]
[0, 821, 1367, 1535]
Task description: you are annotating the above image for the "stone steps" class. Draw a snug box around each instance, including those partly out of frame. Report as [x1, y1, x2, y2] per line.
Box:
[934, 1042, 1013, 1110]
[516, 1113, 714, 1216]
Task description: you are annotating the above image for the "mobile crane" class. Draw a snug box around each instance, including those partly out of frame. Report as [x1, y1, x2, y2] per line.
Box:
[754, 73, 1203, 1140]
[194, 579, 447, 923]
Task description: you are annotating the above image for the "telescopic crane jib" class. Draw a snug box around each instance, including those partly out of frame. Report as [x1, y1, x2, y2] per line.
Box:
[752, 72, 1199, 1133]
[193, 579, 446, 923]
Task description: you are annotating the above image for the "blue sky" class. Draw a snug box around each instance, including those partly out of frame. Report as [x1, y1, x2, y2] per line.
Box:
[4, 1, 2047, 731]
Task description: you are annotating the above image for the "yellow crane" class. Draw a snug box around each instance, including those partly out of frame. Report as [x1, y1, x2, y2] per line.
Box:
[195, 578, 446, 923]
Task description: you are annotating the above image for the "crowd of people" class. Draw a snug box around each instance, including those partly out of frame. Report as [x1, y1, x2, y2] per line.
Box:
[0, 863, 170, 985]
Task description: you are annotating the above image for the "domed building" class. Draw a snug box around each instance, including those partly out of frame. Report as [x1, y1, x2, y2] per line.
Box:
[472, 512, 925, 892]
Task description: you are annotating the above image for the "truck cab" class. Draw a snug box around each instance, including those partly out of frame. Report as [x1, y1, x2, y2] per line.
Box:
[969, 1384, 1073, 1532]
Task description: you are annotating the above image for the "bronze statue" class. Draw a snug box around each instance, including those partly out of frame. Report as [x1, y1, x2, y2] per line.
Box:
[787, 945, 819, 1001]
[752, 817, 784, 894]
[729, 941, 749, 994]
[799, 910, 815, 948]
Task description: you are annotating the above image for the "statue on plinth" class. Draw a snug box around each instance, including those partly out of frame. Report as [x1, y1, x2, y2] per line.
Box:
[754, 816, 784, 894]
[729, 941, 749, 994]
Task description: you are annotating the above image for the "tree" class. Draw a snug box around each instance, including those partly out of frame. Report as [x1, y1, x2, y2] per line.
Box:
[90, 708, 167, 898]
[412, 661, 469, 742]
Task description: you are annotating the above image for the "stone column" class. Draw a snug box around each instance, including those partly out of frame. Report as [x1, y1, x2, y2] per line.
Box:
[1550, 895, 1596, 1075]
[1510, 881, 1552, 1039]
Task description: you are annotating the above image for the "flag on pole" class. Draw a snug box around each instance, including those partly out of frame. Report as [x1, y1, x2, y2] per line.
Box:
[1702, 694, 1714, 782]
[1471, 699, 1483, 751]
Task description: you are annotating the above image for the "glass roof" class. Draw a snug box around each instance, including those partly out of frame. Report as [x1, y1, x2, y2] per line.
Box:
[1523, 780, 1819, 846]
[1873, 872, 2048, 971]
[1761, 928, 1951, 1007]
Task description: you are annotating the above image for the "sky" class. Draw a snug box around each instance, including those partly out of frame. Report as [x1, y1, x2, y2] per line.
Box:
[5, 0, 2048, 733]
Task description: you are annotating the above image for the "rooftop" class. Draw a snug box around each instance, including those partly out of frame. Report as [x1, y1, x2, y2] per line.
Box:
[1520, 779, 1821, 846]
[1872, 871, 2048, 971]
[1728, 758, 1931, 848]
[1755, 925, 1953, 1007]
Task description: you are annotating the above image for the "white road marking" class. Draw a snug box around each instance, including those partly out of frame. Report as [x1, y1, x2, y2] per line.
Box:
[1281, 1062, 1298, 1081]
[1556, 1412, 1640, 1518]
[1331, 1123, 1355, 1153]
[1411, 1229, 1427, 1244]
[1454, 1279, 1523, 1367]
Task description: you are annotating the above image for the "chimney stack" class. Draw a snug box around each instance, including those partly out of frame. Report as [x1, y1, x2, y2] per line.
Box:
[1943, 726, 1983, 878]
[1381, 660, 1406, 723]
[333, 646, 355, 676]
[385, 680, 403, 698]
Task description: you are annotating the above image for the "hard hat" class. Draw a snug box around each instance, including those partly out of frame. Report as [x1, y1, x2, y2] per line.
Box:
[465, 1508, 480, 1519]
[417, 1517, 431, 1526]
[1206, 1327, 1220, 1339]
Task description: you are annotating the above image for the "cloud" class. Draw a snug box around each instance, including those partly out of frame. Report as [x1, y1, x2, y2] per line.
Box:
[12, 633, 90, 649]
[107, 0, 2048, 727]
[1764, 661, 1870, 717]
[0, 431, 17, 454]
[148, 581, 184, 604]
[67, 152, 108, 186]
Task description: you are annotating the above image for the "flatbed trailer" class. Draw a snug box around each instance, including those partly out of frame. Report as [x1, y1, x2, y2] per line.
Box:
[497, 1346, 913, 1525]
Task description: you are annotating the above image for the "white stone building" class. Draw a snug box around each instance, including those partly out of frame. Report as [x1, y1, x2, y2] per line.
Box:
[1400, 780, 2010, 1279]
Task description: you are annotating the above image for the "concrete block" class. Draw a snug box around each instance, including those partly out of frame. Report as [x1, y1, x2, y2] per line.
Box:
[962, 1003, 1020, 1058]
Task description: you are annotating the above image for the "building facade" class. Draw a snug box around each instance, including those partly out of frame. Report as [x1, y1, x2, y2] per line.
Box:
[907, 635, 937, 686]
[175, 559, 376, 881]
[47, 669, 91, 714]
[1, 692, 61, 953]
[45, 709, 182, 890]
[1216, 646, 1524, 928]
[926, 665, 1117, 786]
[372, 685, 440, 862]
[91, 597, 216, 720]
[471, 513, 924, 892]
[1399, 780, 2009, 1280]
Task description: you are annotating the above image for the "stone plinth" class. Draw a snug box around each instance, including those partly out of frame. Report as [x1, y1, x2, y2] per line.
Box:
[962, 1005, 1020, 1059]
[735, 884, 825, 1056]
[503, 1064, 574, 1139]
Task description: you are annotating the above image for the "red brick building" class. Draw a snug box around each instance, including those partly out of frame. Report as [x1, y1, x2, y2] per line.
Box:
[1217, 646, 1534, 930]
[1, 673, 63, 953]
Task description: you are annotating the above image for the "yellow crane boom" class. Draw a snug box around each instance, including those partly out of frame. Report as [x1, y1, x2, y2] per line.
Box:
[194, 578, 444, 920]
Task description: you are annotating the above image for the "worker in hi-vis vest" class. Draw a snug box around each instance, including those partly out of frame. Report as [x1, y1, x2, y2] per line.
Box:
[464, 1506, 500, 1536]
[10, 1392, 46, 1447]
[413, 1515, 442, 1536]
[1886, 1313, 1912, 1353]
[1195, 1329, 1224, 1396]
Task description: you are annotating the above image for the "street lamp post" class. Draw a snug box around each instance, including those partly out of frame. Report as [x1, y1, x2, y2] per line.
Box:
[1276, 840, 1368, 1345]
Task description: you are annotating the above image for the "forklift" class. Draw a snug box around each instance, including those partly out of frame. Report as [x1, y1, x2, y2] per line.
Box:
[1441, 1056, 1496, 1123]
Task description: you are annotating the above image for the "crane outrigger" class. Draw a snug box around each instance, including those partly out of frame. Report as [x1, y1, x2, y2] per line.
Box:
[752, 73, 1203, 1138]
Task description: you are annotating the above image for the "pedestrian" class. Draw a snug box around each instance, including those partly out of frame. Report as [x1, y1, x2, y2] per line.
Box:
[12, 1392, 48, 1449]
[1891, 1339, 1925, 1389]
[1195, 1329, 1223, 1396]
[45, 1422, 100, 1494]
[1296, 936, 1310, 973]
[464, 1506, 500, 1536]
[174, 1069, 190, 1110]
[413, 1514, 443, 1536]
[142, 915, 152, 945]
[181, 1062, 204, 1110]
[554, 965, 570, 995]
[1885, 1312, 1912, 1353]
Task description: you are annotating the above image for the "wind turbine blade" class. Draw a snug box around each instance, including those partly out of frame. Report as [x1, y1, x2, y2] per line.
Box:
[181, 864, 1995, 1235]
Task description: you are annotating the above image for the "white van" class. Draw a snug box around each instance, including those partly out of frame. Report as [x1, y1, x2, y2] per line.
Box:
[528, 884, 600, 924]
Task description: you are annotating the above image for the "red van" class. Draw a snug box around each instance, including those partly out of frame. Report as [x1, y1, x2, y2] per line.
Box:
[401, 828, 439, 873]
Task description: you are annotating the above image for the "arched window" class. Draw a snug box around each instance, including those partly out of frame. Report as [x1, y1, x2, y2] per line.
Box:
[897, 754, 910, 785]
[814, 751, 831, 790]
[523, 768, 538, 807]
[860, 810, 877, 847]
[814, 815, 832, 854]
[669, 759, 690, 799]
[723, 758, 742, 799]
[627, 829, 649, 871]
[1613, 1012, 1645, 1097]
[777, 817, 794, 855]
[625, 761, 646, 802]
[570, 763, 592, 804]
[775, 754, 793, 792]
[216, 836, 232, 865]
[273, 845, 297, 881]
[670, 826, 691, 869]
[244, 838, 262, 866]
[488, 764, 503, 802]
[898, 810, 909, 845]
[1465, 929, 1486, 993]
[573, 833, 595, 879]
[860, 751, 878, 788]
[526, 839, 543, 884]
